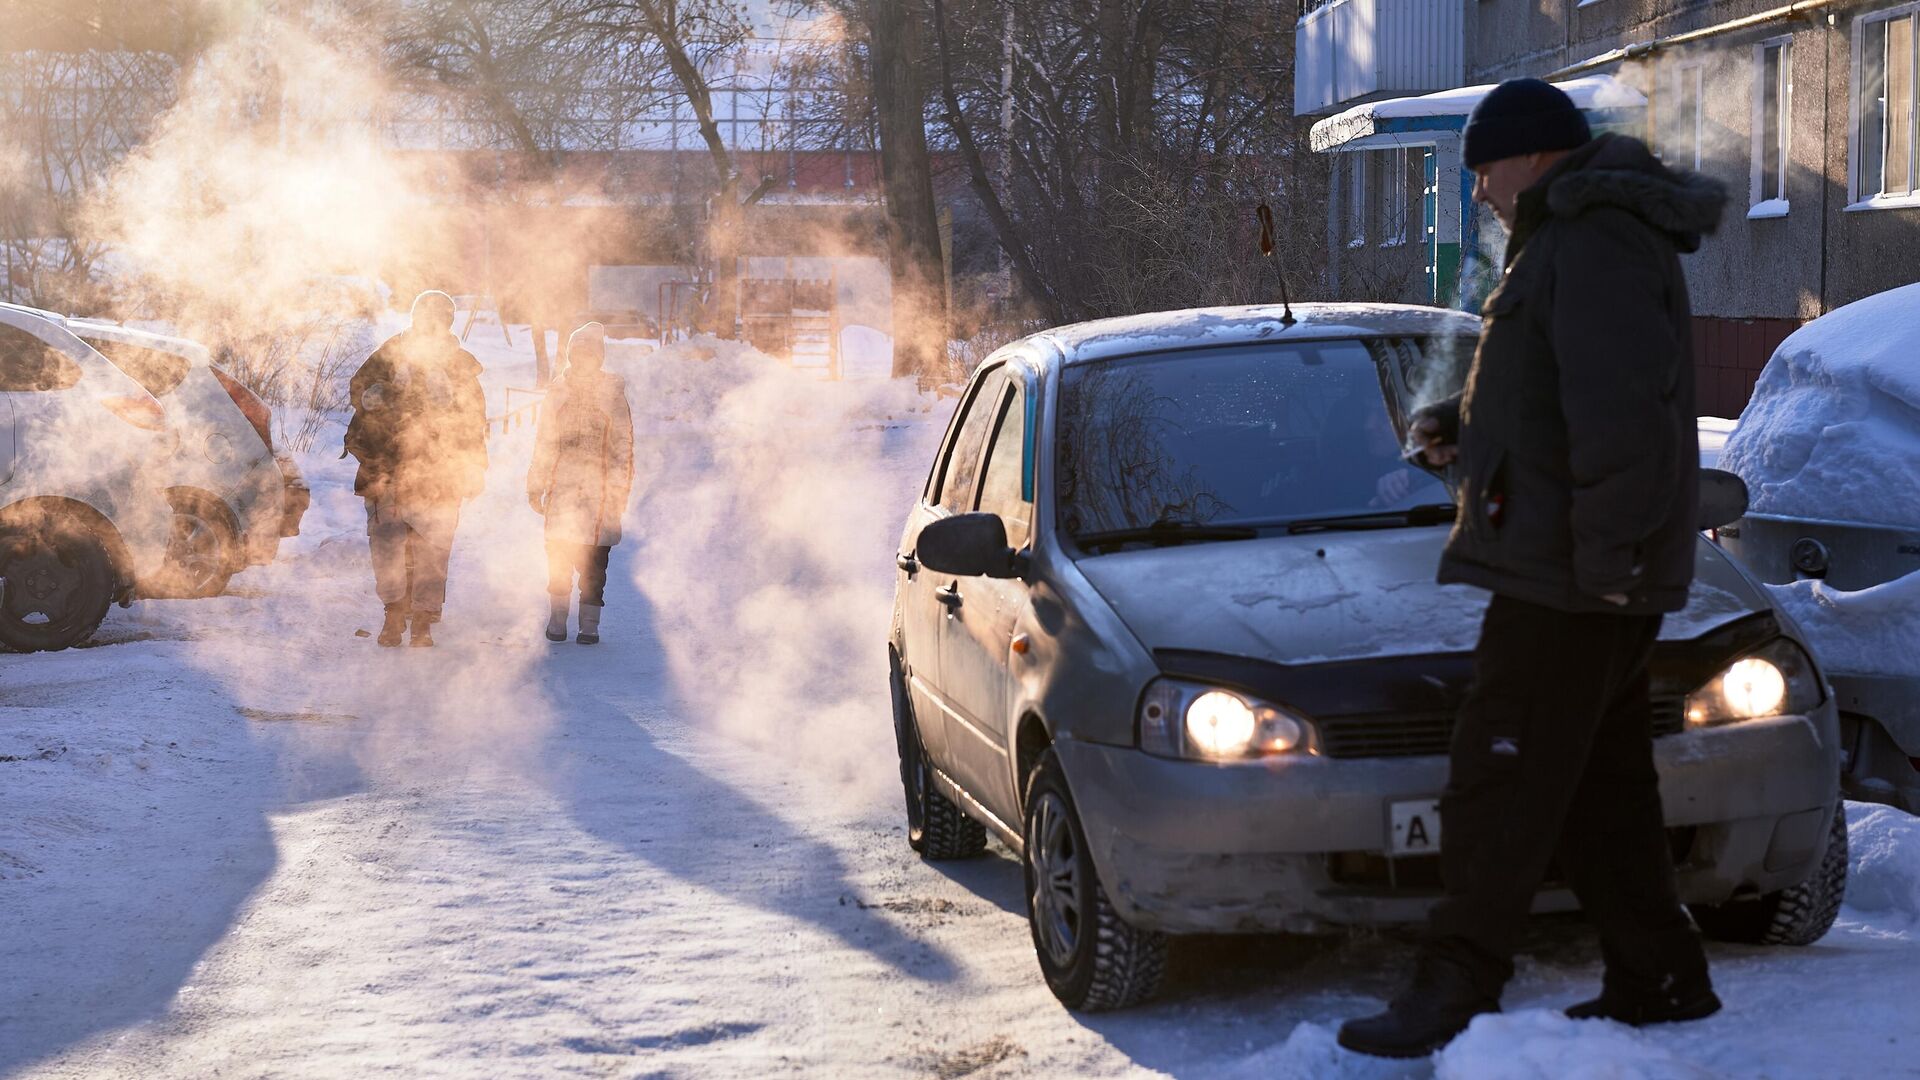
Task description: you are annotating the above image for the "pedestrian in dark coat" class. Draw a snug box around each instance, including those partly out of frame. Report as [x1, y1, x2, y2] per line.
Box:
[1338, 80, 1727, 1059]
[529, 323, 634, 644]
[344, 290, 489, 647]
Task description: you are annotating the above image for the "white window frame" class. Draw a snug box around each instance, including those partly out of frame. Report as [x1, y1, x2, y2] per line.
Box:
[1379, 147, 1409, 247]
[1750, 35, 1793, 218]
[1671, 60, 1707, 171]
[1346, 153, 1368, 248]
[1849, 1, 1920, 210]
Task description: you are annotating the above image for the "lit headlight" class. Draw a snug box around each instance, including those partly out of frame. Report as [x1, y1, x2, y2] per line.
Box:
[1139, 679, 1315, 760]
[1684, 638, 1823, 728]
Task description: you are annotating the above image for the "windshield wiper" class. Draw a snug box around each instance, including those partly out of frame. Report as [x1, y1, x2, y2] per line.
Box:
[1283, 504, 1457, 534]
[1073, 521, 1259, 551]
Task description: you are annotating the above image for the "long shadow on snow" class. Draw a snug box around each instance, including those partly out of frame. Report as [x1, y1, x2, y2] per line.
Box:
[0, 644, 368, 1075]
[539, 582, 962, 985]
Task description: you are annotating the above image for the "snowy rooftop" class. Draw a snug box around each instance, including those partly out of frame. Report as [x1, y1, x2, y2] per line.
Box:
[1030, 303, 1481, 367]
[1310, 74, 1648, 153]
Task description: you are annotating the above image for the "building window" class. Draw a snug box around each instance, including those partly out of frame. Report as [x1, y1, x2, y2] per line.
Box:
[1752, 39, 1792, 215]
[1379, 147, 1408, 245]
[1857, 8, 1920, 203]
[1669, 62, 1706, 170]
[1346, 153, 1367, 247]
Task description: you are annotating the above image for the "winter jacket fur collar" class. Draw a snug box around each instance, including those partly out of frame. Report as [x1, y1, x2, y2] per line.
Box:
[1507, 134, 1727, 264]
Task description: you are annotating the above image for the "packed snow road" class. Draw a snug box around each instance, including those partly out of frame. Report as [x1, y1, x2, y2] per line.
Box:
[3, 334, 1919, 1079]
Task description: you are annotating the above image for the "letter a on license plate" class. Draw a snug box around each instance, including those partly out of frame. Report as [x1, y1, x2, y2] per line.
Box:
[1390, 799, 1442, 856]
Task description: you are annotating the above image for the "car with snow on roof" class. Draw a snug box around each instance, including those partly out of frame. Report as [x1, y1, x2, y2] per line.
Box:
[0, 305, 174, 650]
[889, 303, 1847, 1011]
[1714, 283, 1920, 817]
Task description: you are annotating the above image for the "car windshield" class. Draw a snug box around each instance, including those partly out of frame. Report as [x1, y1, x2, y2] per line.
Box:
[1056, 339, 1464, 543]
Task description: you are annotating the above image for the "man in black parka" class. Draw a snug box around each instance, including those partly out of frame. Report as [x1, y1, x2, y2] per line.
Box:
[344, 291, 488, 647]
[1339, 80, 1729, 1058]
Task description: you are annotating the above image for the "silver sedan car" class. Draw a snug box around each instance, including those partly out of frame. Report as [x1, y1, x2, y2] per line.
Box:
[888, 304, 1844, 1011]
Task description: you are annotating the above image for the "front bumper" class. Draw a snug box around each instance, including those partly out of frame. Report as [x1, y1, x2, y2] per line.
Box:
[1057, 706, 1841, 934]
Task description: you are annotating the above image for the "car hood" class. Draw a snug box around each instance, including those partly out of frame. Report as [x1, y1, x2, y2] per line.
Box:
[1074, 528, 1770, 664]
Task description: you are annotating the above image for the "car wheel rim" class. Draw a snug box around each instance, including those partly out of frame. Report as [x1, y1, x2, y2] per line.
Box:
[1029, 791, 1081, 968]
[3, 546, 80, 624]
[169, 513, 223, 594]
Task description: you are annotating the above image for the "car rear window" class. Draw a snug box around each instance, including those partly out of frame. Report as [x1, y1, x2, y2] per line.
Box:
[0, 323, 83, 392]
[86, 339, 193, 397]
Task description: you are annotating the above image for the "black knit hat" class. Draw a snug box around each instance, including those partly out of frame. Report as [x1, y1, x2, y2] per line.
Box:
[1462, 78, 1592, 169]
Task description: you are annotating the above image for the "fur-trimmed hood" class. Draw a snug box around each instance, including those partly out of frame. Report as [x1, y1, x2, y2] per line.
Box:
[1543, 134, 1727, 252]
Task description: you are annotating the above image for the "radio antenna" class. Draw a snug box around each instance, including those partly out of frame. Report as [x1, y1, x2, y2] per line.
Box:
[1256, 203, 1297, 327]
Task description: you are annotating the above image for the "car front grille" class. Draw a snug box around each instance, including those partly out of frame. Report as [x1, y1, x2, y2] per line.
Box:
[1315, 697, 1687, 759]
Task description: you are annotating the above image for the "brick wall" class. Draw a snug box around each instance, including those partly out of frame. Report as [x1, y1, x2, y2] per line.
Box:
[1692, 316, 1801, 420]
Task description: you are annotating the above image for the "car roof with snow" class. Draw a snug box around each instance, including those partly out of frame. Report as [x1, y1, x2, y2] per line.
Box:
[1028, 303, 1482, 367]
[60, 319, 214, 366]
[0, 303, 216, 366]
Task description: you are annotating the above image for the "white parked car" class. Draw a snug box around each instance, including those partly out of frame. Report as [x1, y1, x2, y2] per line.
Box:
[1716, 282, 1920, 814]
[56, 318, 309, 598]
[0, 306, 174, 651]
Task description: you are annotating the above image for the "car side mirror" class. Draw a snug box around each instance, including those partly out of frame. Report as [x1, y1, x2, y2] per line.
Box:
[918, 512, 1022, 579]
[1699, 468, 1749, 531]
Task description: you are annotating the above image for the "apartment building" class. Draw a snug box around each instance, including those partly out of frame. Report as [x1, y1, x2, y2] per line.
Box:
[1300, 0, 1920, 416]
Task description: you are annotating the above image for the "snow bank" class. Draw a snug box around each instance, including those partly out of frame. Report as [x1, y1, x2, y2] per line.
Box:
[1435, 1011, 1716, 1080]
[1845, 802, 1920, 926]
[1719, 283, 1920, 527]
[1765, 570, 1920, 676]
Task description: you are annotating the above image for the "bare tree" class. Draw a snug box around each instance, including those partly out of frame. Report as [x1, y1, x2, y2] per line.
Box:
[857, 0, 949, 383]
[596, 0, 773, 342]
[921, 0, 1322, 324]
[0, 46, 177, 308]
[386, 0, 676, 378]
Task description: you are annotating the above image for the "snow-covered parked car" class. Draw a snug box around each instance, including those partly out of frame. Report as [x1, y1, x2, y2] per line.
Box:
[54, 318, 309, 597]
[890, 304, 1847, 1011]
[1716, 283, 1920, 815]
[0, 305, 174, 650]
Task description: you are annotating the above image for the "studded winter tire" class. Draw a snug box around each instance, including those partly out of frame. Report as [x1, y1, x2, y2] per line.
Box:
[1691, 802, 1848, 947]
[1023, 749, 1168, 1011]
[891, 656, 987, 860]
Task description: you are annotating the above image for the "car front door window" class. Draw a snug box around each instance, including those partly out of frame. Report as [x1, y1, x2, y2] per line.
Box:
[937, 370, 1007, 514]
[974, 383, 1032, 549]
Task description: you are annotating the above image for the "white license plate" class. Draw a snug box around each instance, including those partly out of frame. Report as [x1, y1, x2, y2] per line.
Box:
[1389, 799, 1442, 856]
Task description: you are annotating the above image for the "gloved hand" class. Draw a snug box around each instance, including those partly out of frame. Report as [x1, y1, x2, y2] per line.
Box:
[528, 491, 546, 515]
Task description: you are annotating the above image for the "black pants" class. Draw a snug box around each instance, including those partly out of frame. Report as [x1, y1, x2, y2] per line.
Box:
[546, 542, 611, 606]
[1424, 594, 1708, 1002]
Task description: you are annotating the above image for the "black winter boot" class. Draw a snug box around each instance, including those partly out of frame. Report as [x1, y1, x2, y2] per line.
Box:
[409, 611, 436, 648]
[1566, 973, 1721, 1026]
[1338, 960, 1499, 1059]
[377, 605, 407, 648]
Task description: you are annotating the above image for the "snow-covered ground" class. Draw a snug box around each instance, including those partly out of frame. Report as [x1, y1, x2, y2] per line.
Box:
[4, 331, 1919, 1079]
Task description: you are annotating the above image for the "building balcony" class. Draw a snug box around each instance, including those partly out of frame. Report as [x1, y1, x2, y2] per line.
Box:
[1295, 0, 1465, 117]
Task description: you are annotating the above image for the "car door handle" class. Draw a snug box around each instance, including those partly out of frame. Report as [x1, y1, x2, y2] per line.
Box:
[935, 584, 962, 610]
[897, 552, 918, 574]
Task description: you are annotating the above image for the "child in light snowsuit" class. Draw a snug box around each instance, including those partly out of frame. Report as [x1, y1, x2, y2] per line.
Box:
[528, 324, 634, 644]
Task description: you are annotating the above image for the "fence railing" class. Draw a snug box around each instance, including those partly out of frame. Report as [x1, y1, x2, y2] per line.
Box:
[487, 385, 546, 437]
